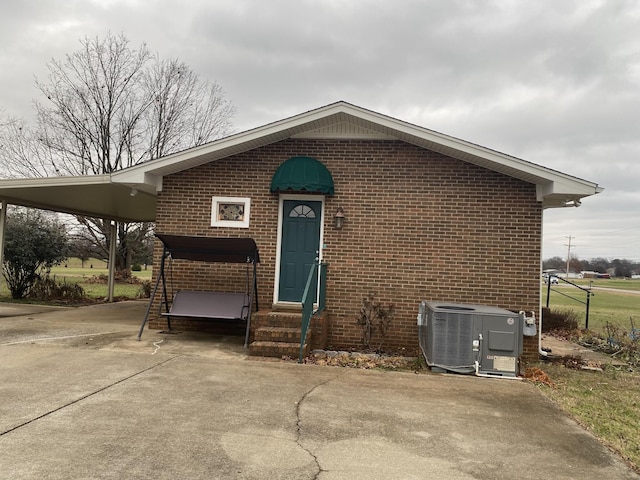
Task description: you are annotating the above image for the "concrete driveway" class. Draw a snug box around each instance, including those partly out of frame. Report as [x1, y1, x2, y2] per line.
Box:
[0, 301, 637, 480]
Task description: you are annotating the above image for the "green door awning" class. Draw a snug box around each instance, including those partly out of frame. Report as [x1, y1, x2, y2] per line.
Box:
[270, 156, 334, 194]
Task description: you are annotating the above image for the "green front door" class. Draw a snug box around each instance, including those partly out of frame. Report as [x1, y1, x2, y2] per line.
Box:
[278, 200, 322, 302]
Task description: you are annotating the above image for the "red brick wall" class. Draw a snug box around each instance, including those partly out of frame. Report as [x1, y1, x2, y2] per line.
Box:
[150, 139, 542, 359]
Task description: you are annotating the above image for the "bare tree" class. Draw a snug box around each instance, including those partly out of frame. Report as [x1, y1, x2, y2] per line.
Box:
[0, 116, 58, 178]
[34, 34, 153, 175]
[141, 58, 234, 160]
[0, 33, 235, 270]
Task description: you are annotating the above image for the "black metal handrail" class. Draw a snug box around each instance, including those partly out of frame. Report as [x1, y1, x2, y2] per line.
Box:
[298, 261, 327, 363]
[545, 274, 594, 329]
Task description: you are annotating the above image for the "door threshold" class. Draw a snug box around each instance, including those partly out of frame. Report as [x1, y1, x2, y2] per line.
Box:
[272, 302, 303, 312]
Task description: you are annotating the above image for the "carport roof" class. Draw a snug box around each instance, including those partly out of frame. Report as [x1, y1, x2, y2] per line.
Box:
[0, 175, 156, 222]
[0, 101, 602, 219]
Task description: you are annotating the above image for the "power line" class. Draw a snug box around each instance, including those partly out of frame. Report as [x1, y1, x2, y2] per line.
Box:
[543, 226, 640, 238]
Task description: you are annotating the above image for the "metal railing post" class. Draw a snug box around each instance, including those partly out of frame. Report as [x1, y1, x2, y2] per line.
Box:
[318, 262, 327, 312]
[299, 262, 317, 363]
[585, 291, 591, 330]
[299, 261, 328, 363]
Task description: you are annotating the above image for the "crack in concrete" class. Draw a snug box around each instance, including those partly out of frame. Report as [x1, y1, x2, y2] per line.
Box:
[295, 372, 343, 479]
[0, 355, 178, 437]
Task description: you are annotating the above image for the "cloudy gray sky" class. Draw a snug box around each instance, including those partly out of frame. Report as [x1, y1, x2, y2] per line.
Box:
[1, 0, 638, 261]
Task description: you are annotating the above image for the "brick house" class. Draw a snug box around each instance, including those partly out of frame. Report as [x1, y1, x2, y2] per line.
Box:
[113, 101, 601, 362]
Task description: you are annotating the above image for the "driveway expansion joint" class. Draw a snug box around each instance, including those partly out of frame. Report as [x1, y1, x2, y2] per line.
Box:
[0, 355, 178, 437]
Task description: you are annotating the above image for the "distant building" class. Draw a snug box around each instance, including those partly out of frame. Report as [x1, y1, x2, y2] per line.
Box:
[580, 271, 610, 279]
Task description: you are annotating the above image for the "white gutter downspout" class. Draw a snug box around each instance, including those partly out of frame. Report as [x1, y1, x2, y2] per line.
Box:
[107, 220, 117, 303]
[0, 200, 6, 277]
[539, 208, 548, 358]
[538, 198, 587, 357]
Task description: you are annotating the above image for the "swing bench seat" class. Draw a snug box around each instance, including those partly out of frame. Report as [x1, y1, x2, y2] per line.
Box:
[162, 291, 250, 321]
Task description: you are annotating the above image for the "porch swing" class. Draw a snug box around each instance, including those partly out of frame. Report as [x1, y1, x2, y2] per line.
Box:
[137, 233, 260, 347]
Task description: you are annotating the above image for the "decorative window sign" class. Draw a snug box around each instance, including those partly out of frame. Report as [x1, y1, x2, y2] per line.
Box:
[211, 196, 251, 228]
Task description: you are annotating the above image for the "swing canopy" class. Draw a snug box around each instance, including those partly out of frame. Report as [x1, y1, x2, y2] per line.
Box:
[155, 233, 260, 264]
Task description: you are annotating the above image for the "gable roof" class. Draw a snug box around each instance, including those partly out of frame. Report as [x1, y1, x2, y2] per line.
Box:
[113, 101, 602, 209]
[0, 101, 602, 222]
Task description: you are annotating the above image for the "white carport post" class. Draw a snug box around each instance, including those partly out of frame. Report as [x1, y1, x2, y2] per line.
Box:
[107, 220, 117, 302]
[0, 200, 6, 276]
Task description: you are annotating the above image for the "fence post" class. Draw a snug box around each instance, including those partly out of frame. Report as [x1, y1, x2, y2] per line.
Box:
[585, 291, 591, 330]
[546, 277, 551, 308]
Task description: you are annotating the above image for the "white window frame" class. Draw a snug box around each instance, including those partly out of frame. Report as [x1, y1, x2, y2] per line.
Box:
[211, 196, 251, 228]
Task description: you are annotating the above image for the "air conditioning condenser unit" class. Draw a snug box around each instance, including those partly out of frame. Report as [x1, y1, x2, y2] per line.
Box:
[417, 301, 535, 377]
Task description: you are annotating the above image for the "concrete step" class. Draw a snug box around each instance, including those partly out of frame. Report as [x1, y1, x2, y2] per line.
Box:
[249, 341, 309, 358]
[254, 326, 309, 343]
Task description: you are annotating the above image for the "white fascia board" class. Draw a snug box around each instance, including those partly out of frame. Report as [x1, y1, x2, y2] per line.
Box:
[0, 173, 158, 196]
[112, 104, 349, 182]
[323, 103, 606, 204]
[110, 101, 602, 200]
[110, 104, 367, 187]
[314, 103, 603, 197]
[538, 180, 603, 208]
[350, 106, 598, 190]
[0, 174, 112, 188]
[111, 168, 162, 193]
[537, 178, 601, 199]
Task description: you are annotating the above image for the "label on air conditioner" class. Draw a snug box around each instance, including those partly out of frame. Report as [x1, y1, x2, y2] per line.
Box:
[491, 355, 516, 372]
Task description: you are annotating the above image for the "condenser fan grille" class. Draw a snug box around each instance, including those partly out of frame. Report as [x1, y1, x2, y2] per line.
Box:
[431, 314, 474, 367]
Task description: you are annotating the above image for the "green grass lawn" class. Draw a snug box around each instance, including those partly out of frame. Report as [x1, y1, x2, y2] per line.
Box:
[54, 257, 152, 278]
[0, 258, 152, 301]
[542, 280, 640, 335]
[538, 278, 640, 473]
[573, 278, 640, 291]
[534, 363, 640, 473]
[51, 265, 152, 281]
[52, 261, 151, 299]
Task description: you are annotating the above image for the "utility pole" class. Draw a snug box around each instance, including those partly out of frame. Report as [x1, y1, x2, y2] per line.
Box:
[565, 235, 574, 278]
